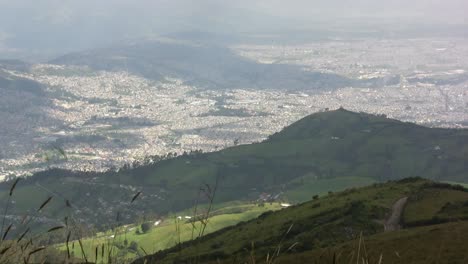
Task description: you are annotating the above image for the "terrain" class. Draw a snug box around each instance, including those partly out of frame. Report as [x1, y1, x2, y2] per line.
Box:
[0, 37, 467, 179]
[132, 178, 468, 264]
[58, 203, 284, 262]
[0, 109, 467, 233]
[49, 41, 359, 91]
[1, 4, 467, 264]
[0, 67, 61, 170]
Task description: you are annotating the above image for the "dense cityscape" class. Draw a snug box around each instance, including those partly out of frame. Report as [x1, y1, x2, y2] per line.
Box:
[1, 1, 468, 262]
[0, 37, 467, 180]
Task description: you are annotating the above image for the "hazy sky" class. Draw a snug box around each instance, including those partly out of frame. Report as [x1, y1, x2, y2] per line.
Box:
[253, 0, 467, 19]
[0, 0, 467, 59]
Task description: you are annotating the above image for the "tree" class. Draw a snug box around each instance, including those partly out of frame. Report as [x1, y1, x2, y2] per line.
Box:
[141, 222, 152, 233]
[129, 241, 139, 252]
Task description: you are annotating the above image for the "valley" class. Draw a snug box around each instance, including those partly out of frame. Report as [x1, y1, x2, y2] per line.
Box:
[1, 2, 467, 263]
[0, 37, 467, 180]
[0, 109, 466, 234]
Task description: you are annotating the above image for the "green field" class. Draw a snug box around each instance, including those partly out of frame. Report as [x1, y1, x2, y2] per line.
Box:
[57, 203, 282, 262]
[133, 178, 468, 264]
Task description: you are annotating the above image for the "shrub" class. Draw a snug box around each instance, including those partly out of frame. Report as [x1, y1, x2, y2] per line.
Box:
[129, 241, 139, 252]
[141, 222, 152, 233]
[397, 177, 424, 183]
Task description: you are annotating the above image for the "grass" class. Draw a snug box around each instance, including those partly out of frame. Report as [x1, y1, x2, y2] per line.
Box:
[0, 178, 82, 264]
[56, 203, 282, 262]
[403, 186, 468, 226]
[3, 177, 468, 264]
[444, 181, 468, 189]
[1, 109, 467, 233]
[134, 178, 468, 264]
[276, 221, 468, 264]
[1, 109, 468, 264]
[284, 176, 377, 202]
[133, 180, 415, 263]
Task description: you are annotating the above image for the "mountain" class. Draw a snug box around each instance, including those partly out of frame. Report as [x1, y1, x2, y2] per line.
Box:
[49, 41, 391, 91]
[0, 66, 42, 95]
[0, 59, 31, 72]
[0, 69, 56, 160]
[0, 109, 467, 231]
[133, 178, 468, 264]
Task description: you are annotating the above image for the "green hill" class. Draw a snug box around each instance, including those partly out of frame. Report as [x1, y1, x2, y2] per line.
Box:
[1, 109, 467, 232]
[133, 179, 468, 264]
[56, 203, 283, 263]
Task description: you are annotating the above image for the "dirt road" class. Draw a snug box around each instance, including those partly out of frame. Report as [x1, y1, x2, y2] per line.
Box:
[384, 197, 408, 232]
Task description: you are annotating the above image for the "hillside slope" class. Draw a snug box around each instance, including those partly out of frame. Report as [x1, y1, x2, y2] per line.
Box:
[0, 109, 467, 231]
[49, 41, 393, 91]
[133, 179, 468, 264]
[0, 69, 59, 163]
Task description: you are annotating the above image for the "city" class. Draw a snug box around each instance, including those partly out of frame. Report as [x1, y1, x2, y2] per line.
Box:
[0, 37, 467, 180]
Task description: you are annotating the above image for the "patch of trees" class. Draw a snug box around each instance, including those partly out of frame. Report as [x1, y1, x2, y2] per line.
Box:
[140, 222, 153, 233]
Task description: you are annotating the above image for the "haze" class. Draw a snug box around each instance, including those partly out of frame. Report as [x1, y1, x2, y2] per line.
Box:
[0, 0, 467, 60]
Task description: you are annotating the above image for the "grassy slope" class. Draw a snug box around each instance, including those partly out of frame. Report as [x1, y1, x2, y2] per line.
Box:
[403, 185, 468, 226]
[275, 221, 468, 264]
[133, 179, 468, 264]
[444, 181, 468, 188]
[57, 203, 282, 262]
[1, 109, 467, 230]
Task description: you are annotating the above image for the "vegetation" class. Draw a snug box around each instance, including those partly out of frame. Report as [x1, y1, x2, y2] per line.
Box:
[57, 203, 282, 262]
[2, 175, 468, 263]
[273, 221, 468, 264]
[134, 178, 468, 264]
[0, 109, 467, 233]
[0, 178, 84, 264]
[403, 182, 468, 226]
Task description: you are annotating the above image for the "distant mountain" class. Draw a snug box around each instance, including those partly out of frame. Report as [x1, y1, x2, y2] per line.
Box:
[0, 69, 57, 160]
[0, 69, 47, 116]
[1, 109, 467, 231]
[0, 69, 43, 95]
[133, 178, 468, 264]
[0, 59, 31, 72]
[49, 41, 391, 91]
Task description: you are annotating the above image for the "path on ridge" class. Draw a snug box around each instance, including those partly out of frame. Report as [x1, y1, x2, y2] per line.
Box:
[384, 197, 408, 232]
